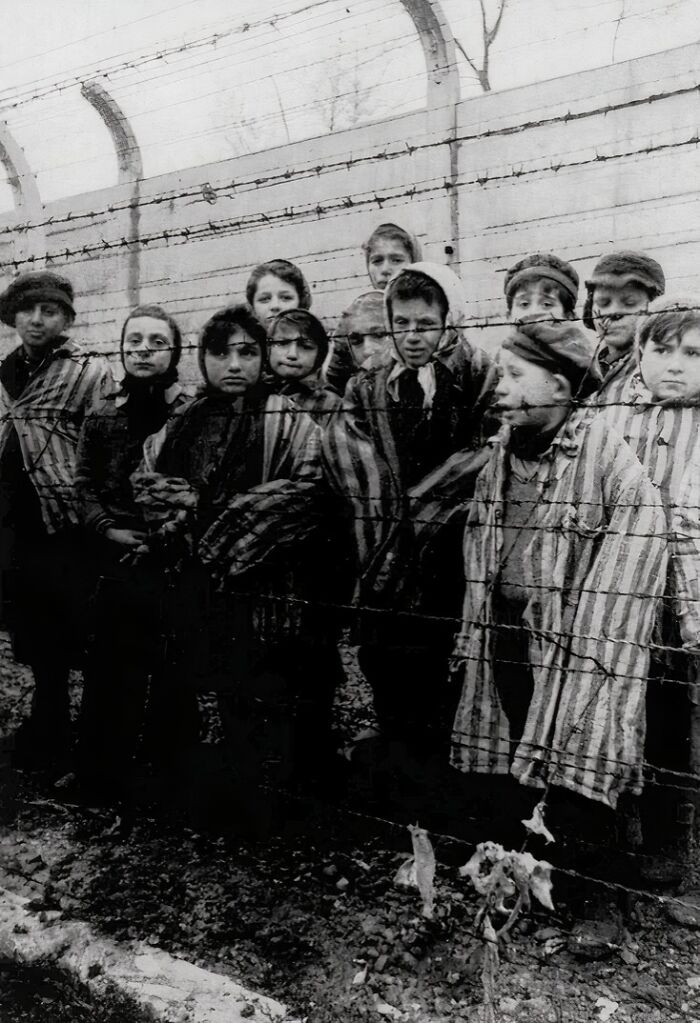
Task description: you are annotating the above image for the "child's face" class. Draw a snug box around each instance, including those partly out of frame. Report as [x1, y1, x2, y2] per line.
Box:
[252, 274, 300, 327]
[346, 308, 390, 367]
[592, 283, 650, 354]
[391, 296, 445, 368]
[269, 320, 319, 380]
[367, 238, 412, 290]
[122, 315, 175, 379]
[510, 280, 568, 324]
[15, 301, 70, 353]
[494, 349, 568, 428]
[204, 326, 262, 395]
[640, 326, 700, 402]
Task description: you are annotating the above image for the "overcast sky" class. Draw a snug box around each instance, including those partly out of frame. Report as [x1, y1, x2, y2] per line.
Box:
[0, 0, 697, 209]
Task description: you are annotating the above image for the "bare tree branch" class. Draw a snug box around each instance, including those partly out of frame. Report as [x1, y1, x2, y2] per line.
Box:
[455, 0, 508, 92]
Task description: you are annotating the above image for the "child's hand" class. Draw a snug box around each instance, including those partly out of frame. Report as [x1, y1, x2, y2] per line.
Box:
[131, 472, 199, 522]
[105, 527, 147, 548]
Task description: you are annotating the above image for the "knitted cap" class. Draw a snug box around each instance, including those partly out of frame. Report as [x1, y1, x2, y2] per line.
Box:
[502, 321, 602, 398]
[504, 253, 579, 307]
[583, 251, 665, 330]
[0, 271, 75, 326]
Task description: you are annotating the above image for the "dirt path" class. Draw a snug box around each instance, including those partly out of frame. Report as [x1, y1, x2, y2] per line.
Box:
[1, 643, 700, 1022]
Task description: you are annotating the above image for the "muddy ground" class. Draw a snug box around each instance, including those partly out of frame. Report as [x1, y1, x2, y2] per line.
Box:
[1, 635, 700, 1023]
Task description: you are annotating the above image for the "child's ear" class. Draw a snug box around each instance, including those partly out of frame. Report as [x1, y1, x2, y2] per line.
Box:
[552, 373, 573, 401]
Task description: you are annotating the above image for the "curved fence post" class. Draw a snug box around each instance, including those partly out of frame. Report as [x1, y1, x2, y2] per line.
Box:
[0, 123, 45, 267]
[81, 80, 143, 306]
[399, 0, 461, 264]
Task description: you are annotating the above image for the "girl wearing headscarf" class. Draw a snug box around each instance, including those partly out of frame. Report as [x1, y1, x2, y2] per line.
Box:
[75, 304, 191, 799]
[324, 223, 423, 396]
[132, 303, 327, 793]
[323, 263, 495, 761]
[267, 309, 341, 425]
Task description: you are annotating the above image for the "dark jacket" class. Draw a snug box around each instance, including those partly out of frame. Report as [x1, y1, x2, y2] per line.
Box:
[75, 382, 190, 534]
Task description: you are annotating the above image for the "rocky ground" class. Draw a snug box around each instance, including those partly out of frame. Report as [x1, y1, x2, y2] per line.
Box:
[1, 636, 700, 1023]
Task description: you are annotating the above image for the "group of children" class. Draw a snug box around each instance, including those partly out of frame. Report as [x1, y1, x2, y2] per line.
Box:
[2, 221, 700, 935]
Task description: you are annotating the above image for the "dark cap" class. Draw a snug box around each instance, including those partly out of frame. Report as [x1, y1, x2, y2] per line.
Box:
[502, 320, 602, 398]
[583, 251, 665, 329]
[504, 253, 579, 307]
[0, 271, 75, 327]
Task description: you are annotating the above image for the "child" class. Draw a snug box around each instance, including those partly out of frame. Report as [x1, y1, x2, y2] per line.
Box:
[245, 258, 312, 329]
[363, 222, 422, 292]
[0, 271, 112, 771]
[583, 250, 665, 415]
[504, 252, 579, 324]
[325, 223, 422, 395]
[75, 304, 191, 797]
[133, 304, 329, 792]
[599, 298, 700, 877]
[268, 309, 341, 424]
[450, 320, 667, 930]
[323, 262, 495, 758]
[340, 291, 392, 370]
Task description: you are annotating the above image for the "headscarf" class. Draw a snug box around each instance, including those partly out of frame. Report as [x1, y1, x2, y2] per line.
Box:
[384, 262, 467, 410]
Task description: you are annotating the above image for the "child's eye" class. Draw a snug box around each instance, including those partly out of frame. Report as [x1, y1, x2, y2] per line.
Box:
[298, 340, 317, 352]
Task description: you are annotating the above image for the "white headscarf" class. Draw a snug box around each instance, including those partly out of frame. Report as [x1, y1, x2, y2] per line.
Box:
[384, 262, 468, 410]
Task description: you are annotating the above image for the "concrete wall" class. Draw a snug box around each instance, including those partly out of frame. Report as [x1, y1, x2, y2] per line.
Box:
[0, 40, 698, 371]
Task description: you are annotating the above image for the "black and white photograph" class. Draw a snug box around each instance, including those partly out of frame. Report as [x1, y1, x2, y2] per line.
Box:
[0, 1, 699, 1019]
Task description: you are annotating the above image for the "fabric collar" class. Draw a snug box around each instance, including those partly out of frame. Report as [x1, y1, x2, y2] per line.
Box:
[114, 381, 183, 408]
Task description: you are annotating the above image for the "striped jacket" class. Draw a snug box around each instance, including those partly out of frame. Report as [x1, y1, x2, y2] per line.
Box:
[140, 392, 323, 579]
[586, 348, 641, 425]
[322, 338, 495, 588]
[451, 408, 667, 808]
[598, 374, 700, 648]
[0, 340, 113, 533]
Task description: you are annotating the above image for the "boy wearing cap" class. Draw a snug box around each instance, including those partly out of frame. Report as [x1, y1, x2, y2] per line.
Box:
[583, 250, 665, 417]
[0, 271, 112, 770]
[504, 252, 579, 325]
[450, 320, 666, 923]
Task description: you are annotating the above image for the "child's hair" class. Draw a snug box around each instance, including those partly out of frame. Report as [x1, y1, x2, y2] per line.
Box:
[120, 303, 183, 369]
[385, 270, 448, 324]
[245, 259, 312, 309]
[583, 250, 665, 330]
[503, 253, 578, 316]
[199, 304, 267, 377]
[339, 291, 385, 332]
[269, 309, 330, 370]
[636, 297, 700, 350]
[362, 223, 422, 264]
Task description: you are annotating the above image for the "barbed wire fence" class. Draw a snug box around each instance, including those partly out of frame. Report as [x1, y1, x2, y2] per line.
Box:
[1, 6, 700, 971]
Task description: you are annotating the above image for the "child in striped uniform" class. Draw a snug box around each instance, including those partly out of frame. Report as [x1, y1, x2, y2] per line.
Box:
[132, 304, 329, 794]
[323, 262, 495, 760]
[267, 309, 341, 426]
[583, 251, 665, 420]
[600, 297, 700, 881]
[0, 271, 112, 772]
[450, 320, 667, 934]
[324, 223, 422, 396]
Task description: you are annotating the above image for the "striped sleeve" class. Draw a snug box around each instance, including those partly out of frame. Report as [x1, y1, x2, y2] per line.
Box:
[198, 399, 323, 577]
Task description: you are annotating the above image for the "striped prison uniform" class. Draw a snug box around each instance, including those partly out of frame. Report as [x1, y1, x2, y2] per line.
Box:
[321, 337, 495, 592]
[141, 392, 323, 579]
[0, 339, 113, 532]
[450, 408, 667, 809]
